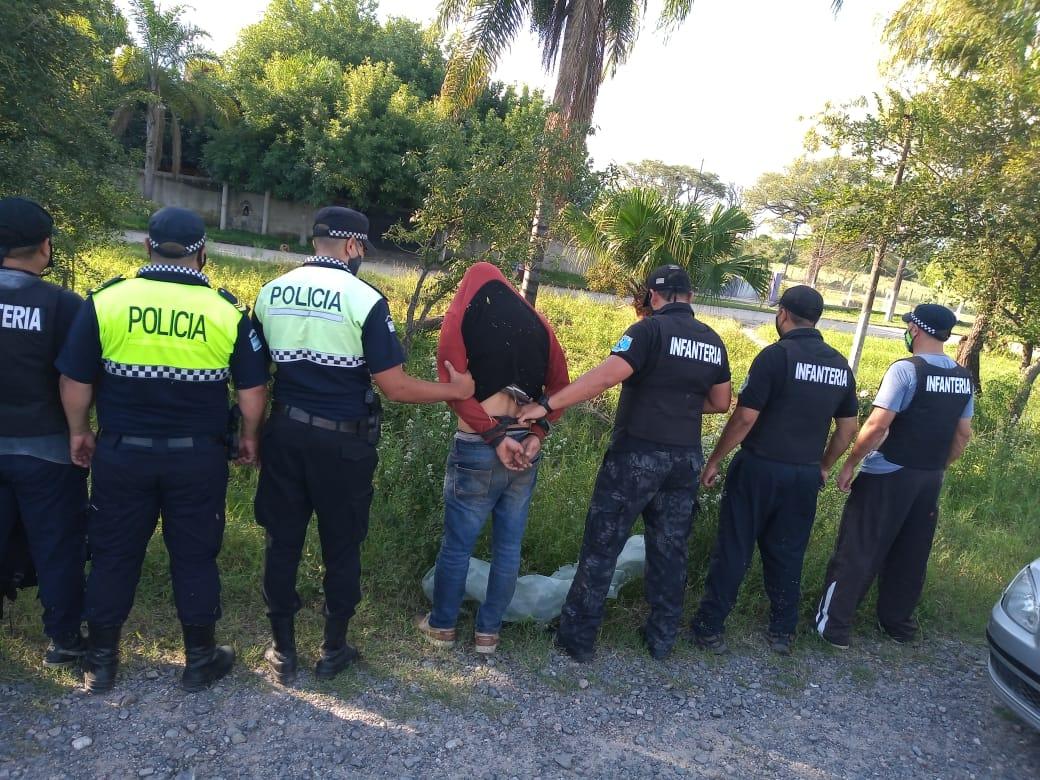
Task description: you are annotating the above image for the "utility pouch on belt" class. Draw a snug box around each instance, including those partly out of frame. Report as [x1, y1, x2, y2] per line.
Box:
[226, 404, 243, 460]
[365, 389, 383, 446]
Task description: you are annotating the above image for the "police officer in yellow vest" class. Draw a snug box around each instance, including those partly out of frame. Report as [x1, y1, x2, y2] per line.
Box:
[56, 207, 268, 694]
[252, 206, 473, 684]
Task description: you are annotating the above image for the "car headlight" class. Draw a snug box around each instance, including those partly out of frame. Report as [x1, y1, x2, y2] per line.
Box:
[1002, 567, 1040, 634]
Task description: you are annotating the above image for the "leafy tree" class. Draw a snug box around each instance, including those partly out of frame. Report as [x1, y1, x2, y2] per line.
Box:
[0, 0, 135, 266]
[621, 159, 729, 208]
[116, 0, 215, 200]
[560, 187, 770, 314]
[387, 90, 586, 346]
[229, 0, 445, 99]
[881, 0, 1040, 405]
[437, 0, 698, 305]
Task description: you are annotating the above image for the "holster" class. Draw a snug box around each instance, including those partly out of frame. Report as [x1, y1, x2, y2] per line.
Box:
[364, 389, 383, 446]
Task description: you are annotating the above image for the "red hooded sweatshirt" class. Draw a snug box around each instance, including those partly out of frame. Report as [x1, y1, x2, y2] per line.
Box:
[437, 262, 569, 440]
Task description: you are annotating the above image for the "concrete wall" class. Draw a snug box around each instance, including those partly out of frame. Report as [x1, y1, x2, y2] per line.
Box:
[143, 173, 314, 241]
[143, 171, 586, 272]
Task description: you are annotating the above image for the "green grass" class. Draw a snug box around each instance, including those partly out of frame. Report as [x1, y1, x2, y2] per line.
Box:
[2, 244, 1038, 698]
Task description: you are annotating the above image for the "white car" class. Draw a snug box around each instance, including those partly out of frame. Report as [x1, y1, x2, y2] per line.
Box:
[987, 558, 1040, 731]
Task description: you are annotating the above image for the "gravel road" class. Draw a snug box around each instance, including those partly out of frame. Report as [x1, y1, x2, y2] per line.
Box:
[2, 630, 1037, 779]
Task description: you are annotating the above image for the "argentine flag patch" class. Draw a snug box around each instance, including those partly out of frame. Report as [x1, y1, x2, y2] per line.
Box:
[613, 335, 633, 353]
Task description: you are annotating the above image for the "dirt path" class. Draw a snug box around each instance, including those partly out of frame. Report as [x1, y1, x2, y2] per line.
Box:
[2, 631, 1036, 779]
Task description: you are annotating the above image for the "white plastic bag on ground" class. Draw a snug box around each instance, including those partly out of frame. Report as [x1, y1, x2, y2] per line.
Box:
[420, 535, 646, 624]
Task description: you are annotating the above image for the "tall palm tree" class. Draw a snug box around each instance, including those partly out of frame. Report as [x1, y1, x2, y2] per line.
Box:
[113, 0, 221, 198]
[561, 186, 770, 315]
[437, 0, 697, 305]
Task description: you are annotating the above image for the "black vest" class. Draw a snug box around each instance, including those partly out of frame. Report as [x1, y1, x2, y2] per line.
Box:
[879, 356, 972, 470]
[742, 331, 854, 465]
[0, 275, 69, 436]
[613, 306, 727, 449]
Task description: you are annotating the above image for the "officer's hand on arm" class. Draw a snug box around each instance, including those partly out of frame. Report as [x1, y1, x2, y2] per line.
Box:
[371, 362, 474, 404]
[59, 375, 96, 468]
[444, 360, 475, 400]
[517, 356, 634, 423]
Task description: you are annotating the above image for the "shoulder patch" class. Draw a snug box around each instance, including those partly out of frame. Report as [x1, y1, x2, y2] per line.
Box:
[87, 275, 125, 296]
[612, 334, 633, 353]
[218, 287, 248, 313]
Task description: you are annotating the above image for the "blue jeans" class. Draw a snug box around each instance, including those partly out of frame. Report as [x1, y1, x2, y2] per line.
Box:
[429, 432, 540, 634]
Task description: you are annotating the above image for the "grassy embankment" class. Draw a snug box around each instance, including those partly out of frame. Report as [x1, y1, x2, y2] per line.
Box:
[2, 245, 1037, 699]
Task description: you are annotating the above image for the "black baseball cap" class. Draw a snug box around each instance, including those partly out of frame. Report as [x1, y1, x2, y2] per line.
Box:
[0, 197, 54, 258]
[312, 206, 375, 250]
[646, 265, 693, 294]
[902, 303, 957, 341]
[778, 285, 824, 323]
[147, 207, 206, 258]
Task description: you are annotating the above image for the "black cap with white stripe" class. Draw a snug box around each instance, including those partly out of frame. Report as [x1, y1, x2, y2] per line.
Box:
[148, 207, 206, 259]
[902, 303, 958, 341]
[312, 206, 375, 250]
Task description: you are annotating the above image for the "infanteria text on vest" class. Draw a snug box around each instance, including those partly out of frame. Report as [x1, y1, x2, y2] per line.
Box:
[879, 356, 972, 470]
[742, 334, 854, 465]
[0, 278, 69, 436]
[614, 306, 728, 451]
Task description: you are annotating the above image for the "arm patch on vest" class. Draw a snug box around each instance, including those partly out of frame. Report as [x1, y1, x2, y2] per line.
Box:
[87, 275, 125, 296]
[218, 287, 248, 313]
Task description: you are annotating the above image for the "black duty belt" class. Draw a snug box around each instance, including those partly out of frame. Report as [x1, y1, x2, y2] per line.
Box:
[101, 433, 222, 450]
[273, 403, 366, 434]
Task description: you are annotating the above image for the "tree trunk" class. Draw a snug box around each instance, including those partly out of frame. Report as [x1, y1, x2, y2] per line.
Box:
[955, 305, 990, 391]
[152, 108, 166, 177]
[884, 254, 908, 321]
[143, 101, 160, 200]
[1008, 359, 1040, 423]
[521, 198, 549, 305]
[171, 113, 182, 179]
[520, 0, 604, 306]
[848, 115, 913, 374]
[1020, 341, 1034, 370]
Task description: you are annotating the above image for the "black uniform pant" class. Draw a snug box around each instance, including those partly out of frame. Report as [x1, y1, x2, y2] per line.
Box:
[85, 436, 228, 627]
[815, 467, 944, 644]
[557, 447, 701, 657]
[0, 455, 88, 639]
[693, 449, 822, 638]
[255, 414, 378, 622]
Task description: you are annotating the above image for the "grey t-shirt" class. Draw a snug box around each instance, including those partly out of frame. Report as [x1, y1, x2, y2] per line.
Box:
[860, 353, 974, 474]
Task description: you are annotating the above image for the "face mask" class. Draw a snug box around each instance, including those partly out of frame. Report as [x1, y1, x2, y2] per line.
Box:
[775, 315, 783, 339]
[904, 329, 914, 353]
[348, 257, 362, 275]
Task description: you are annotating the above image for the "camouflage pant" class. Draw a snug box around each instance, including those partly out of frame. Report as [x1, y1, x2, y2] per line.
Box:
[558, 447, 701, 657]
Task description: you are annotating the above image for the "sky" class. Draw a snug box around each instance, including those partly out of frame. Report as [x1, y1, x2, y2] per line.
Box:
[117, 0, 904, 189]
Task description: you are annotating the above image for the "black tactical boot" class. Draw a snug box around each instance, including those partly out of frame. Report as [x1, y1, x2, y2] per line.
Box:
[314, 617, 359, 681]
[83, 624, 121, 694]
[180, 624, 235, 693]
[264, 618, 298, 685]
[44, 630, 87, 667]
